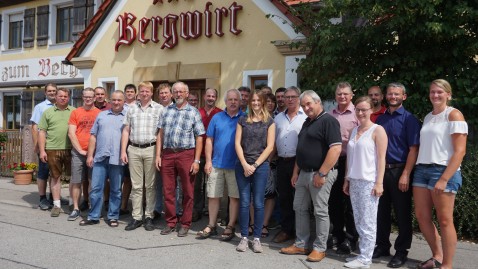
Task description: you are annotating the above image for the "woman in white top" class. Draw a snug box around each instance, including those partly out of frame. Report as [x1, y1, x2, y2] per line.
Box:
[343, 96, 387, 268]
[413, 79, 468, 269]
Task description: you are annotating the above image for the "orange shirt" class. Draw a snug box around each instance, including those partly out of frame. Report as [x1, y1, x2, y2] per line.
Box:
[68, 107, 101, 150]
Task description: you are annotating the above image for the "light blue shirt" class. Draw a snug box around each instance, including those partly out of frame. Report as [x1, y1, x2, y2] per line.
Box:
[30, 99, 54, 124]
[90, 109, 126, 165]
[274, 107, 307, 158]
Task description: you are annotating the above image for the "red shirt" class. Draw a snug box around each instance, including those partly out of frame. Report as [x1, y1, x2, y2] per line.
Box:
[370, 105, 387, 123]
[199, 106, 223, 156]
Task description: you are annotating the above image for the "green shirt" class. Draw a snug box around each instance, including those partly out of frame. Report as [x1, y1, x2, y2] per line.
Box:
[38, 105, 76, 150]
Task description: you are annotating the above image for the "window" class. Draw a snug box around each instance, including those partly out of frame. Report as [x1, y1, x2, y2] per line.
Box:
[242, 70, 273, 91]
[251, 76, 268, 91]
[57, 6, 74, 43]
[3, 95, 21, 130]
[8, 14, 23, 49]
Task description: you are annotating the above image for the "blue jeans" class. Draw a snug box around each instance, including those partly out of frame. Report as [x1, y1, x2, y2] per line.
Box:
[235, 161, 269, 238]
[88, 158, 124, 220]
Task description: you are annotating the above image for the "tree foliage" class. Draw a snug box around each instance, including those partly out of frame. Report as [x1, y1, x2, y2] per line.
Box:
[289, 0, 478, 124]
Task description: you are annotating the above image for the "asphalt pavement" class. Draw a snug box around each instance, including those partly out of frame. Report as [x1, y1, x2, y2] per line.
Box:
[0, 177, 476, 269]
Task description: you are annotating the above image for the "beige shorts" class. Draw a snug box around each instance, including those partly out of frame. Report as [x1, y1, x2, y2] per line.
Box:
[206, 167, 239, 198]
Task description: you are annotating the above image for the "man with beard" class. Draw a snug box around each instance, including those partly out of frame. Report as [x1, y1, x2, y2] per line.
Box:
[238, 86, 251, 113]
[274, 87, 287, 116]
[368, 86, 387, 123]
[193, 88, 223, 222]
[121, 81, 163, 231]
[31, 83, 58, 210]
[374, 82, 421, 268]
[156, 81, 205, 237]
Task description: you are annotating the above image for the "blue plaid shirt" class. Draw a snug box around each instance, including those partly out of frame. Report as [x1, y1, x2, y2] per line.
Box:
[158, 103, 205, 149]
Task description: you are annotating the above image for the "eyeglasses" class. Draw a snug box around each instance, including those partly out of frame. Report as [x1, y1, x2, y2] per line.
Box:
[284, 96, 299, 100]
[355, 108, 371, 113]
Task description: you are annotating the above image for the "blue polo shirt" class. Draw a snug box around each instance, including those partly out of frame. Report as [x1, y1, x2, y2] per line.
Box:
[206, 109, 245, 169]
[376, 106, 421, 164]
[30, 99, 54, 124]
[90, 109, 126, 165]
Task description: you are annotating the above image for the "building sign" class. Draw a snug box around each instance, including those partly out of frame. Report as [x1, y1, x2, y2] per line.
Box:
[115, 1, 243, 51]
[0, 56, 81, 83]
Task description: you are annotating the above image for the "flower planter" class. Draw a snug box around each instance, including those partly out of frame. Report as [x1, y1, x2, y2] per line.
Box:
[13, 170, 34, 185]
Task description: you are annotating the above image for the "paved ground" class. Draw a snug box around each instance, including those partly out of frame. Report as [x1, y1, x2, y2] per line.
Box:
[0, 177, 476, 269]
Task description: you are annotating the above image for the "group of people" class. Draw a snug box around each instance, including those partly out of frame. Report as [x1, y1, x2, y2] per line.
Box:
[30, 79, 466, 269]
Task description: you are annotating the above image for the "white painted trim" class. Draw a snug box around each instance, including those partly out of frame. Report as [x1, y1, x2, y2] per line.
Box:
[80, 0, 128, 57]
[1, 6, 26, 53]
[242, 69, 273, 89]
[97, 77, 118, 93]
[285, 55, 305, 88]
[49, 0, 74, 46]
[252, 0, 305, 40]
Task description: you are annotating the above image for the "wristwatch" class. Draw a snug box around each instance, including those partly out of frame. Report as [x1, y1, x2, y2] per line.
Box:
[194, 159, 200, 164]
[252, 163, 259, 168]
[315, 171, 327, 177]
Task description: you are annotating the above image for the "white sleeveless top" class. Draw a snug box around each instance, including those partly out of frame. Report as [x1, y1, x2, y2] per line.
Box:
[416, 106, 468, 166]
[346, 124, 378, 182]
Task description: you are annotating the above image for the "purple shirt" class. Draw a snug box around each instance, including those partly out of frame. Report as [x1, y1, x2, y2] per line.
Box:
[329, 103, 358, 156]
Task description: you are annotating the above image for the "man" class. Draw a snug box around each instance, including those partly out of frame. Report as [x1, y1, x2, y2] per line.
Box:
[260, 86, 273, 95]
[238, 86, 251, 113]
[280, 90, 341, 263]
[188, 91, 200, 108]
[31, 83, 57, 210]
[67, 88, 100, 221]
[274, 87, 287, 116]
[120, 84, 137, 215]
[38, 88, 76, 217]
[273, 86, 307, 244]
[81, 91, 127, 227]
[158, 83, 173, 107]
[374, 82, 421, 268]
[94, 87, 112, 111]
[329, 82, 359, 254]
[156, 81, 205, 237]
[368, 86, 387, 122]
[194, 88, 223, 222]
[198, 89, 244, 240]
[120, 81, 163, 231]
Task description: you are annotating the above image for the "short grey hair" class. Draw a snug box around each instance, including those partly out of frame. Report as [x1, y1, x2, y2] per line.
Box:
[172, 81, 189, 92]
[387, 82, 406, 94]
[224, 88, 242, 103]
[285, 86, 301, 96]
[111, 90, 125, 99]
[300, 90, 321, 103]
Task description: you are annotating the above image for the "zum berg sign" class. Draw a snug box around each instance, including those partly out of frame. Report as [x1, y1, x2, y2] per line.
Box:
[115, 1, 243, 51]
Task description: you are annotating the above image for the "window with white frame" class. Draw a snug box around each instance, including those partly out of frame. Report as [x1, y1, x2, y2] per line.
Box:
[242, 70, 273, 91]
[8, 13, 23, 49]
[56, 5, 74, 43]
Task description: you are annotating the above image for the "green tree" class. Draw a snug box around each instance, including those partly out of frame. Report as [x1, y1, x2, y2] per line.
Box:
[288, 0, 478, 123]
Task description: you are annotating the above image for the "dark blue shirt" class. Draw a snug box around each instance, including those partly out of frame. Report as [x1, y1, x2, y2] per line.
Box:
[376, 106, 421, 163]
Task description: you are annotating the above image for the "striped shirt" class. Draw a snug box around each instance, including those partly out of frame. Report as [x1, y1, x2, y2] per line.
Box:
[123, 100, 163, 144]
[158, 103, 205, 149]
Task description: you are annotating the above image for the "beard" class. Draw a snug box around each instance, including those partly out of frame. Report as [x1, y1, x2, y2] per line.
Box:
[176, 98, 185, 105]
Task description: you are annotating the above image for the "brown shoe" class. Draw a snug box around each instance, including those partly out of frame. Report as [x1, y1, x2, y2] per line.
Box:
[273, 231, 293, 243]
[306, 250, 326, 262]
[280, 245, 308, 255]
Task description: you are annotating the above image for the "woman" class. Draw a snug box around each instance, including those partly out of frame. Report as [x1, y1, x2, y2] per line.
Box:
[413, 79, 467, 269]
[343, 96, 387, 268]
[235, 91, 275, 253]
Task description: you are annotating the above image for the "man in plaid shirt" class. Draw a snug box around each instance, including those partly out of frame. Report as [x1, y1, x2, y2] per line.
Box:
[156, 81, 205, 237]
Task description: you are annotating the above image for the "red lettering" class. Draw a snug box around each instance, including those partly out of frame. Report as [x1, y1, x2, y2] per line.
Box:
[162, 14, 179, 49]
[204, 2, 213, 38]
[229, 2, 242, 35]
[151, 16, 163, 43]
[139, 17, 151, 44]
[215, 7, 228, 37]
[38, 59, 51, 77]
[115, 13, 137, 51]
[180, 11, 202, 40]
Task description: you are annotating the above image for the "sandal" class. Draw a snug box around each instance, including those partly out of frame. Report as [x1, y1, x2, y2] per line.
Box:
[197, 225, 217, 239]
[261, 225, 269, 238]
[248, 224, 254, 236]
[221, 225, 236, 241]
[416, 258, 442, 269]
[107, 219, 119, 228]
[79, 219, 99, 226]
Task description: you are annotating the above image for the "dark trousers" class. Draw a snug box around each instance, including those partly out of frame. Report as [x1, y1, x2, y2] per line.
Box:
[276, 157, 296, 236]
[329, 156, 357, 243]
[376, 167, 413, 254]
[193, 157, 206, 215]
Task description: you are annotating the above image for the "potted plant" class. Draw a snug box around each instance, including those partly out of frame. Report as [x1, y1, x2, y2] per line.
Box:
[8, 162, 38, 185]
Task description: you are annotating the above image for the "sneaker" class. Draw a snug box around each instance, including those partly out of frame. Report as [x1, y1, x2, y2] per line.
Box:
[344, 259, 370, 268]
[346, 256, 358, 262]
[236, 237, 249, 252]
[51, 206, 62, 217]
[252, 239, 263, 253]
[68, 209, 81, 221]
[39, 198, 52, 210]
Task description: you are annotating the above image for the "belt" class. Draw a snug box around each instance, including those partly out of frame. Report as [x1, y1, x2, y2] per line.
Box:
[302, 165, 338, 173]
[278, 156, 295, 161]
[164, 148, 188, 153]
[129, 141, 156, 148]
[385, 163, 406, 169]
[418, 163, 446, 168]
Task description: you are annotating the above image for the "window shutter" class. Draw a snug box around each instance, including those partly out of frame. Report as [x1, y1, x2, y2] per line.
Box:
[72, 0, 87, 41]
[36, 5, 49, 46]
[86, 0, 95, 24]
[23, 8, 35, 48]
[0, 15, 3, 47]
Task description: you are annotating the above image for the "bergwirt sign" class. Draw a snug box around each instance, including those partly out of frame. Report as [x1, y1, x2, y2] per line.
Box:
[115, 1, 243, 51]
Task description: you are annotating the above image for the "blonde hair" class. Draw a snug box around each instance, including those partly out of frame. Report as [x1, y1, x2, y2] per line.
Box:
[431, 79, 452, 105]
[246, 91, 270, 123]
[138, 81, 154, 92]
